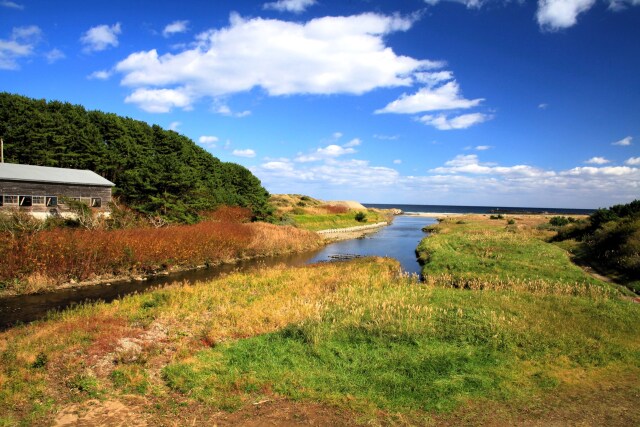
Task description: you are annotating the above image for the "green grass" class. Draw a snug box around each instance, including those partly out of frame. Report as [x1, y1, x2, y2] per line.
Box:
[416, 216, 612, 295]
[292, 210, 387, 231]
[162, 270, 639, 417]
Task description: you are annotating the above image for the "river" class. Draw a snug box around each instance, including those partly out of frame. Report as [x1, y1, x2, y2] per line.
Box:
[0, 215, 435, 329]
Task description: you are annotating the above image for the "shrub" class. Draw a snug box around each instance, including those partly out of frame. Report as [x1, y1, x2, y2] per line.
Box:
[549, 216, 570, 227]
[0, 210, 46, 236]
[489, 214, 504, 220]
[354, 212, 367, 222]
[206, 206, 253, 223]
[0, 220, 322, 289]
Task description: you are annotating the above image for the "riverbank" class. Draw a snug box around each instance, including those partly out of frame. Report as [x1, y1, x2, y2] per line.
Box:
[316, 221, 389, 241]
[404, 212, 464, 218]
[416, 214, 628, 296]
[1, 253, 638, 426]
[0, 221, 323, 297]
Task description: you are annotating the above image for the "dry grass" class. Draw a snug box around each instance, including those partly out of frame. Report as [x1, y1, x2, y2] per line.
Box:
[0, 220, 322, 293]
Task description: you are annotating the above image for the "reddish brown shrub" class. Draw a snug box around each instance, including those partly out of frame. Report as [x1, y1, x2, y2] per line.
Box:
[0, 219, 321, 287]
[205, 206, 253, 223]
[322, 204, 349, 214]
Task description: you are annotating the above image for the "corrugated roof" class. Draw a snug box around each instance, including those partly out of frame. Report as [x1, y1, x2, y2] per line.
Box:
[0, 163, 115, 187]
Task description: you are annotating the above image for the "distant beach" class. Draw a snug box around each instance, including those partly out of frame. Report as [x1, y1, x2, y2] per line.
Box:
[364, 203, 595, 216]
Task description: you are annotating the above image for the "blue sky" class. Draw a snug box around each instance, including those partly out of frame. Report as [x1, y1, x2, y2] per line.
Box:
[1, 0, 639, 208]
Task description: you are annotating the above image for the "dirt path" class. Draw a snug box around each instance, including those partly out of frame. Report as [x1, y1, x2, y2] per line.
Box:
[52, 369, 640, 427]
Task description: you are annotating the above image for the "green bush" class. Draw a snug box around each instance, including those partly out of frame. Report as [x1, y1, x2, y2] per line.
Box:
[549, 216, 570, 227]
[552, 200, 640, 286]
[354, 212, 367, 222]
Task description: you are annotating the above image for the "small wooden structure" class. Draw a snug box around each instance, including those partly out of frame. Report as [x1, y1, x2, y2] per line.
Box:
[0, 163, 115, 216]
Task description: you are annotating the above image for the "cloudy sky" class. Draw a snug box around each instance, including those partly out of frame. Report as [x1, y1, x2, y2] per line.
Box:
[2, 0, 639, 208]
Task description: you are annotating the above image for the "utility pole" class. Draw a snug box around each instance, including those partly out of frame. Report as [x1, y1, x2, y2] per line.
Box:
[1, 137, 3, 163]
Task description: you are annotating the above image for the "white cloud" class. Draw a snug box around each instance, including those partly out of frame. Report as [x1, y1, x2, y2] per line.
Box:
[253, 158, 400, 192]
[562, 166, 636, 176]
[263, 0, 317, 13]
[585, 156, 610, 165]
[199, 135, 219, 145]
[296, 144, 357, 162]
[81, 23, 121, 53]
[612, 136, 632, 146]
[414, 71, 453, 87]
[376, 81, 483, 114]
[538, 103, 549, 109]
[87, 69, 111, 80]
[332, 132, 343, 140]
[168, 121, 181, 131]
[124, 88, 193, 113]
[45, 48, 65, 63]
[344, 138, 362, 147]
[233, 149, 256, 158]
[11, 25, 40, 40]
[424, 0, 486, 8]
[475, 145, 492, 150]
[608, 0, 640, 11]
[262, 160, 296, 172]
[430, 154, 554, 177]
[0, 1, 23, 9]
[418, 112, 492, 130]
[625, 157, 640, 165]
[252, 149, 639, 208]
[0, 25, 41, 70]
[214, 103, 251, 118]
[115, 13, 430, 112]
[393, 159, 402, 164]
[373, 134, 400, 140]
[536, 0, 597, 31]
[163, 20, 189, 37]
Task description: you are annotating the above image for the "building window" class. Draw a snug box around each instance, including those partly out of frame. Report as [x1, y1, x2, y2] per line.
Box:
[91, 197, 102, 208]
[46, 196, 58, 207]
[4, 195, 18, 205]
[19, 196, 32, 207]
[33, 196, 45, 205]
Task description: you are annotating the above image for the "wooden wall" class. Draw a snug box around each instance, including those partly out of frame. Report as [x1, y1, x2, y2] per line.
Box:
[0, 180, 112, 213]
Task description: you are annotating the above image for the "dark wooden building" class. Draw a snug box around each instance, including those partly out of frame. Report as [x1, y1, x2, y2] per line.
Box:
[0, 163, 115, 216]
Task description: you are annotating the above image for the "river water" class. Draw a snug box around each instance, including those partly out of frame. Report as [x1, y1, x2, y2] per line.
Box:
[0, 215, 435, 329]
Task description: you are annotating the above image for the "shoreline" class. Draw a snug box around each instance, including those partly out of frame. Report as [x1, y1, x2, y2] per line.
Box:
[317, 221, 389, 242]
[403, 212, 464, 218]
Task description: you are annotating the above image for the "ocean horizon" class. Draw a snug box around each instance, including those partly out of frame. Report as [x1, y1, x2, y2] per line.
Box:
[363, 203, 595, 216]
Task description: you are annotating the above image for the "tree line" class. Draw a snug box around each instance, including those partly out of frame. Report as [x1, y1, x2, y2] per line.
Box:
[552, 199, 640, 291]
[0, 92, 272, 222]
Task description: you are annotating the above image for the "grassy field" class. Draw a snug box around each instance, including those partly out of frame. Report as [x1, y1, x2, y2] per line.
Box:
[290, 210, 389, 231]
[1, 226, 639, 426]
[416, 215, 620, 296]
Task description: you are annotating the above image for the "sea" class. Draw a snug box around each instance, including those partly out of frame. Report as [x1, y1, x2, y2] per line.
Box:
[363, 203, 594, 216]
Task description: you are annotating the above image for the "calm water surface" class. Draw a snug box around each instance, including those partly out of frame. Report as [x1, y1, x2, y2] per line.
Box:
[0, 215, 435, 329]
[307, 215, 435, 275]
